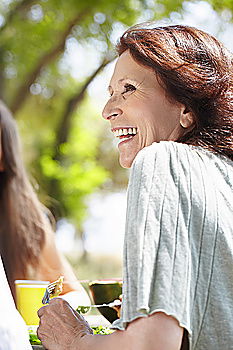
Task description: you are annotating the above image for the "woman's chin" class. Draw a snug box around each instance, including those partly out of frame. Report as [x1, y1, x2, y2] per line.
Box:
[119, 152, 137, 169]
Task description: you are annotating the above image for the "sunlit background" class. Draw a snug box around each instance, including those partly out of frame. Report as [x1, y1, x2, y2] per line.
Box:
[0, 0, 232, 280]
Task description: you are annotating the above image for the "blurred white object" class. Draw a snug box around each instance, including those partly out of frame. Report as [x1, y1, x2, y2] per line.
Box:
[0, 256, 31, 350]
[85, 314, 111, 327]
[56, 192, 126, 257]
[58, 290, 91, 310]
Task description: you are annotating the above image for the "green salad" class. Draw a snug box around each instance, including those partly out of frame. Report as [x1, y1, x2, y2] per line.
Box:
[29, 326, 114, 345]
[92, 326, 114, 335]
[29, 329, 42, 345]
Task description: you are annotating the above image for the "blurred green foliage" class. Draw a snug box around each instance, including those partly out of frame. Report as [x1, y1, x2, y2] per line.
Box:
[67, 253, 122, 281]
[208, 0, 233, 12]
[0, 0, 232, 239]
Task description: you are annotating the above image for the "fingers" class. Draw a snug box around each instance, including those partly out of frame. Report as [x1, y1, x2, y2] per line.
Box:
[37, 296, 94, 349]
[70, 307, 94, 335]
[37, 325, 48, 342]
[38, 297, 69, 315]
[37, 298, 69, 331]
[37, 305, 47, 318]
[37, 297, 92, 331]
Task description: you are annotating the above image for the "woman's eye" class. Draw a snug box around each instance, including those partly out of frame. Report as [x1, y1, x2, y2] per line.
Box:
[122, 83, 136, 95]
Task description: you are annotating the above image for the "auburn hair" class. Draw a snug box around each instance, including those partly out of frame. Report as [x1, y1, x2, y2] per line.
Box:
[116, 24, 233, 160]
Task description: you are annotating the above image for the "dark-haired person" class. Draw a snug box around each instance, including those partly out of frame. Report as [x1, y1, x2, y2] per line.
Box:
[0, 101, 90, 308]
[38, 24, 233, 350]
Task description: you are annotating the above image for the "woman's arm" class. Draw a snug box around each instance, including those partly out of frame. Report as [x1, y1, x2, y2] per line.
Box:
[82, 312, 183, 350]
[34, 228, 90, 306]
[38, 298, 183, 350]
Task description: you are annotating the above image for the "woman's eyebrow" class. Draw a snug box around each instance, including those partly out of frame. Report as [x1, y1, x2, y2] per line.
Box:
[118, 78, 128, 83]
[108, 77, 139, 91]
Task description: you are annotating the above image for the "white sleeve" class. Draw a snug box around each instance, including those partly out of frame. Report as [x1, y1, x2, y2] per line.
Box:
[0, 257, 32, 350]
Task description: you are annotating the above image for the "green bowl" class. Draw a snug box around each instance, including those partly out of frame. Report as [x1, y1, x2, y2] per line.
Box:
[89, 279, 122, 323]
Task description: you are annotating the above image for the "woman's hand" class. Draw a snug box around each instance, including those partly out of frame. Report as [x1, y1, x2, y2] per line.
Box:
[37, 298, 93, 350]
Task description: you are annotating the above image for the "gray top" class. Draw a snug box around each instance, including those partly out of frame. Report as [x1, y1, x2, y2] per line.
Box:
[112, 141, 233, 350]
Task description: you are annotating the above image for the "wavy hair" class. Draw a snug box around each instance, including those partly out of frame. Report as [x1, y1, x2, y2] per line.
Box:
[116, 24, 233, 160]
[0, 101, 48, 300]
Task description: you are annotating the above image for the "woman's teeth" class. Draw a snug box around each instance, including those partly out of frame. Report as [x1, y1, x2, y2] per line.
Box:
[113, 127, 137, 137]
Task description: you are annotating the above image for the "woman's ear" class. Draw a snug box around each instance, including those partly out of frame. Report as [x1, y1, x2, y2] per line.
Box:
[180, 106, 195, 129]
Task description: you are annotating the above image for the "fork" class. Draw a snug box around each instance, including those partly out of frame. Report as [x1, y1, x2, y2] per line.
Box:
[76, 299, 122, 314]
[79, 299, 121, 309]
[42, 276, 64, 304]
[42, 278, 122, 310]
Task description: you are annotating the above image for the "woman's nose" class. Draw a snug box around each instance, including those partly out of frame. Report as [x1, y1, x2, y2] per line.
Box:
[102, 98, 123, 121]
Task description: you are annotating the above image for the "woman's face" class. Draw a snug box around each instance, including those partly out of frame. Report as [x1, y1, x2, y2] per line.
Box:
[102, 50, 188, 168]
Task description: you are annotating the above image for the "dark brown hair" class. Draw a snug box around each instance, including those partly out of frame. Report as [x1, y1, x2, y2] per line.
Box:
[117, 24, 233, 160]
[0, 101, 49, 300]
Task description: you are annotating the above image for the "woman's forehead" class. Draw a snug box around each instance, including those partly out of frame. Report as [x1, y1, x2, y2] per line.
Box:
[110, 50, 156, 87]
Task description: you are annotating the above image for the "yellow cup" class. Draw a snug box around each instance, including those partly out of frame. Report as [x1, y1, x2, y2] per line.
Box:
[15, 280, 49, 325]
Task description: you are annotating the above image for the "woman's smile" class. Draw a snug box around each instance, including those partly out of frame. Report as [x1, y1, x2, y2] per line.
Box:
[112, 126, 138, 146]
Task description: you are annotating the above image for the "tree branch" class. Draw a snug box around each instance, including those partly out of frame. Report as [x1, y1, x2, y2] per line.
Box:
[53, 55, 115, 162]
[10, 8, 89, 115]
[46, 56, 114, 205]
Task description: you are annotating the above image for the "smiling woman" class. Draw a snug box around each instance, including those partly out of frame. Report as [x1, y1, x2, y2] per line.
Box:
[37, 23, 233, 350]
[102, 49, 194, 168]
